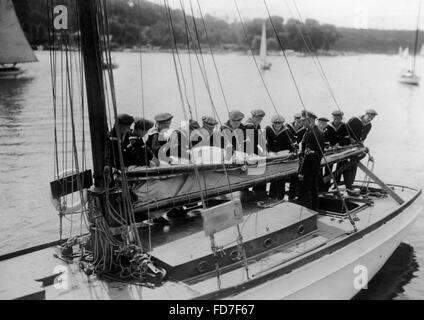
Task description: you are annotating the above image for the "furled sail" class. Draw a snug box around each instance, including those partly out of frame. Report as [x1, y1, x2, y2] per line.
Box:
[0, 0, 38, 64]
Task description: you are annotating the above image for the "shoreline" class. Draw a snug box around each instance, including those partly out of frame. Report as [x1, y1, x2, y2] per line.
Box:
[33, 46, 402, 57]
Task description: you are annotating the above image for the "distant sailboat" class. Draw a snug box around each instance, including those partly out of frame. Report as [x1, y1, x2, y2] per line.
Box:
[260, 21, 271, 70]
[399, 0, 421, 85]
[401, 47, 410, 59]
[398, 46, 403, 57]
[0, 0, 38, 78]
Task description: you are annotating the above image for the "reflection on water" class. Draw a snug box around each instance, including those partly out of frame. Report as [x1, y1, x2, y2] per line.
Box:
[0, 78, 33, 152]
[0, 77, 33, 116]
[354, 243, 419, 300]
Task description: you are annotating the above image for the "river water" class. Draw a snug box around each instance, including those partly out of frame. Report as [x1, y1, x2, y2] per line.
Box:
[1, 51, 424, 299]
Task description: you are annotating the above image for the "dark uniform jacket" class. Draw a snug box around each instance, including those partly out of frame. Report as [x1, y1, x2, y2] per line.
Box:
[107, 128, 130, 170]
[192, 128, 222, 148]
[265, 125, 296, 153]
[124, 133, 154, 167]
[299, 125, 325, 177]
[324, 122, 350, 147]
[244, 118, 266, 155]
[347, 116, 372, 143]
[287, 122, 306, 144]
[146, 126, 172, 159]
[168, 127, 203, 160]
[220, 122, 247, 155]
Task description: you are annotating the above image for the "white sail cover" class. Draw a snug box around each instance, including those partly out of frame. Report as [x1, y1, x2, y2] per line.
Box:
[0, 0, 37, 64]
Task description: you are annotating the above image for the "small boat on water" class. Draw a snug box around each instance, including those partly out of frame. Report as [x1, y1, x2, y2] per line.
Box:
[0, 0, 38, 78]
[0, 0, 422, 300]
[260, 21, 271, 70]
[102, 59, 119, 70]
[399, 0, 421, 86]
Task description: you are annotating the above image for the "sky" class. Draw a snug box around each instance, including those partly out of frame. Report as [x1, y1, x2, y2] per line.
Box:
[149, 0, 423, 30]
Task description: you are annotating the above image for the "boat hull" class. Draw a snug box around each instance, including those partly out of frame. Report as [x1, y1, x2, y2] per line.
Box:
[222, 191, 422, 299]
[399, 75, 420, 85]
[0, 67, 24, 78]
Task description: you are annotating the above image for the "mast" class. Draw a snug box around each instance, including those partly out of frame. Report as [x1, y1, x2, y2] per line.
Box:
[76, 0, 108, 188]
[412, 0, 422, 73]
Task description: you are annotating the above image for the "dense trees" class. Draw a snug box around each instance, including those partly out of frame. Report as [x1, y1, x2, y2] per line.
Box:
[12, 0, 422, 54]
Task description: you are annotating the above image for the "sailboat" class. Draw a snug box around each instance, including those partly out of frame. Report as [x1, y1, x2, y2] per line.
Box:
[0, 0, 38, 78]
[0, 0, 422, 300]
[399, 0, 421, 85]
[260, 21, 271, 70]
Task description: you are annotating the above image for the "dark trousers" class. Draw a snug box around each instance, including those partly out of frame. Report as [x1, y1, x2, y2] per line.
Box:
[296, 174, 320, 210]
[321, 164, 333, 191]
[269, 179, 285, 199]
[253, 183, 267, 192]
[288, 175, 297, 200]
[344, 163, 358, 189]
[333, 160, 351, 188]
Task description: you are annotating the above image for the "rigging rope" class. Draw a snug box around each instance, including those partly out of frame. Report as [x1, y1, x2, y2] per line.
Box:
[262, 0, 358, 230]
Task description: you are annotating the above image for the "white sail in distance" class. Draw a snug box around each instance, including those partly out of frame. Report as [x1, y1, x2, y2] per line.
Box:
[0, 0, 38, 64]
[260, 21, 267, 64]
[402, 47, 410, 59]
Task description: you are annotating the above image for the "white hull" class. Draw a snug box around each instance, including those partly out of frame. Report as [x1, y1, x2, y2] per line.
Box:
[399, 76, 420, 85]
[231, 198, 422, 300]
[0, 68, 24, 78]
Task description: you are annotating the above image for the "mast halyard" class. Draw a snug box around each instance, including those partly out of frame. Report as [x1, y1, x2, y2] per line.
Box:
[76, 0, 108, 189]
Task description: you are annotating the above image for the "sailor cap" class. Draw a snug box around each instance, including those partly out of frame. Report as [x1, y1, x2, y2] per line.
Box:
[365, 109, 378, 116]
[271, 115, 285, 123]
[251, 109, 266, 117]
[202, 116, 218, 126]
[317, 117, 329, 122]
[154, 113, 174, 123]
[117, 113, 134, 125]
[331, 110, 344, 117]
[134, 118, 154, 131]
[301, 110, 317, 120]
[229, 110, 245, 121]
[294, 113, 302, 119]
[189, 119, 200, 130]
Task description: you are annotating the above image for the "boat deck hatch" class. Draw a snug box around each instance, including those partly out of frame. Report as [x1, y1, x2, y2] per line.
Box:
[317, 196, 367, 216]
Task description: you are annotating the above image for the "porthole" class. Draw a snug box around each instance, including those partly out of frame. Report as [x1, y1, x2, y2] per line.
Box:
[196, 261, 208, 273]
[230, 250, 240, 261]
[264, 238, 273, 248]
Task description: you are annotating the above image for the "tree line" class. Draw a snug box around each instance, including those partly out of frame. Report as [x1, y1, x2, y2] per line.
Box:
[13, 0, 422, 54]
